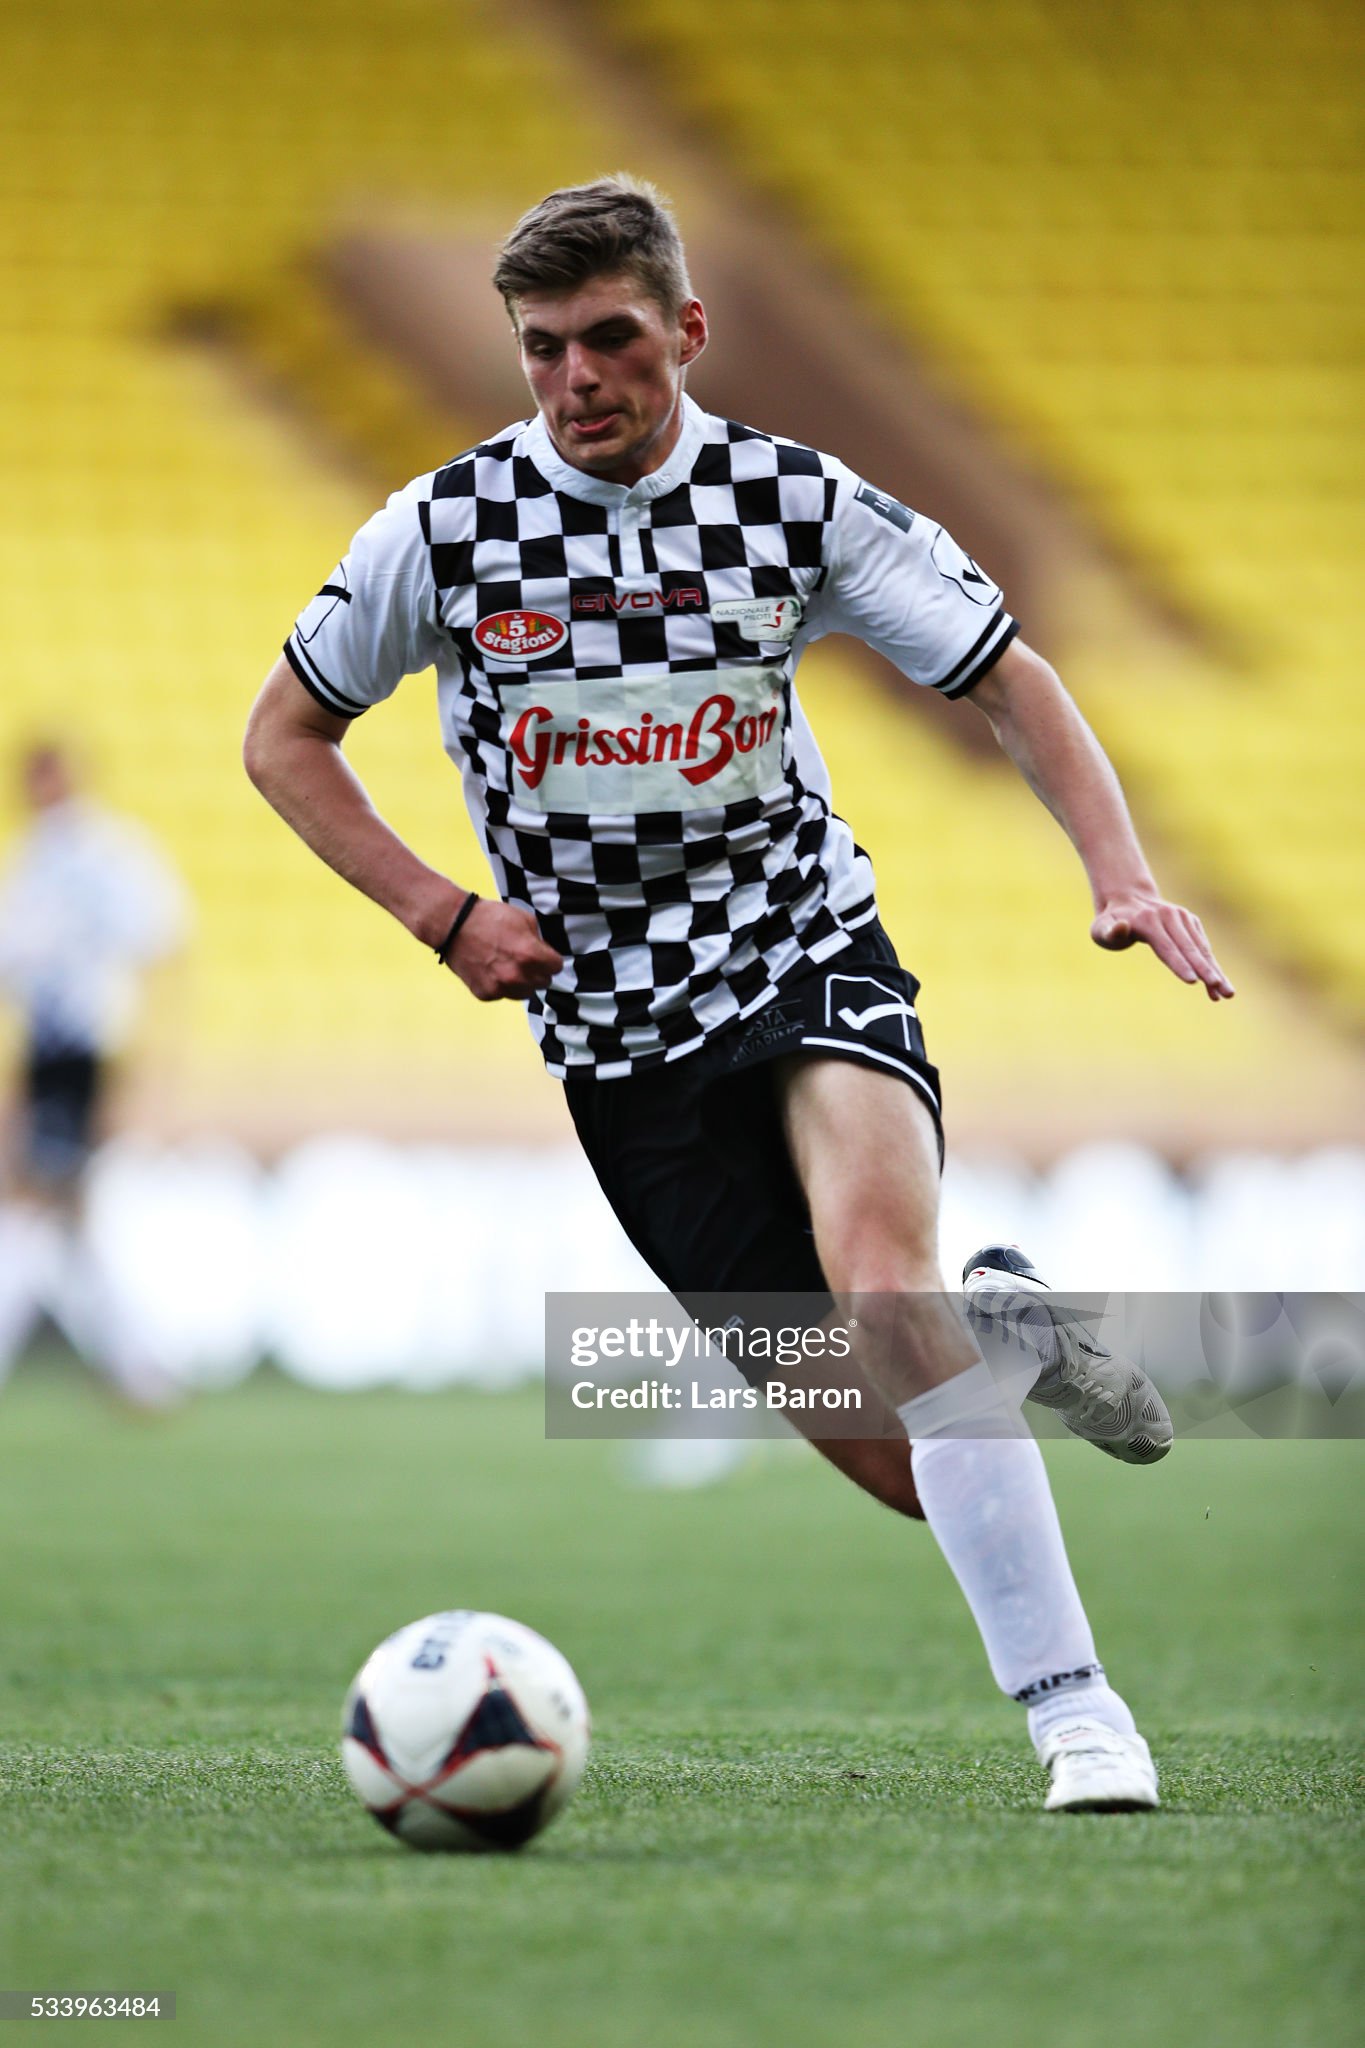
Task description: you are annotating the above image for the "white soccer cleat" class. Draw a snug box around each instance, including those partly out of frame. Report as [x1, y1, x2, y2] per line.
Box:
[962, 1244, 1173, 1465]
[1040, 1721, 1160, 1813]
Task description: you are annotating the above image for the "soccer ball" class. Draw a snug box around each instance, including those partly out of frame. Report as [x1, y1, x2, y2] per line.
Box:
[340, 1610, 590, 1851]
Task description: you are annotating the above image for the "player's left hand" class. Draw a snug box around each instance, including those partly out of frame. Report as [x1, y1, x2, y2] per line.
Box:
[1091, 893, 1235, 1000]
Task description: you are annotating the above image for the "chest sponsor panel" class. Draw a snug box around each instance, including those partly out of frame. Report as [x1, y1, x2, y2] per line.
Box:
[497, 667, 787, 816]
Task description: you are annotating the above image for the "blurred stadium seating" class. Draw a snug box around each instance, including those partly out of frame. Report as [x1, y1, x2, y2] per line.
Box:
[0, 0, 620, 1128]
[595, 0, 1365, 1026]
[0, 0, 1360, 1176]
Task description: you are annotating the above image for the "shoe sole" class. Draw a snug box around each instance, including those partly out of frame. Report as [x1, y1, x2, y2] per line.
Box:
[1047, 1792, 1160, 1813]
[1061, 1411, 1172, 1465]
[1033, 1333, 1173, 1464]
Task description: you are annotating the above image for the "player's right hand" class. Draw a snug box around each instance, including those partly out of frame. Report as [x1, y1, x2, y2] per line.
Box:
[444, 899, 564, 1001]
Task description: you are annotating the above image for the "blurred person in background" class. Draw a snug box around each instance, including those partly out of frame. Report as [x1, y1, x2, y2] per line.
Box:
[0, 740, 189, 1406]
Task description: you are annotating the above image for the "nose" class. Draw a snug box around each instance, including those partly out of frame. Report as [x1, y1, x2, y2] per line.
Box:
[564, 343, 600, 394]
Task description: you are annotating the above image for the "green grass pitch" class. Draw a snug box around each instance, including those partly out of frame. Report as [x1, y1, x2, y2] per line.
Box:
[0, 1368, 1360, 2048]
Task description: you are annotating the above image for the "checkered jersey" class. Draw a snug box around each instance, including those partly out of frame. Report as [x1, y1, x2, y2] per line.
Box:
[285, 397, 1018, 1078]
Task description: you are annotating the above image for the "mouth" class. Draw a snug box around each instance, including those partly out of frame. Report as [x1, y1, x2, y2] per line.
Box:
[566, 411, 622, 441]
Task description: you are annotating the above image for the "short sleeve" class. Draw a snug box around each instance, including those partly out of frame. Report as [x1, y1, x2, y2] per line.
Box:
[283, 482, 441, 718]
[809, 473, 1019, 699]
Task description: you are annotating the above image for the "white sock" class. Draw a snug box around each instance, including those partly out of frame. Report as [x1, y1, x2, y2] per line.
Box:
[1027, 1679, 1136, 1754]
[903, 1407, 1135, 1736]
[896, 1359, 1027, 1439]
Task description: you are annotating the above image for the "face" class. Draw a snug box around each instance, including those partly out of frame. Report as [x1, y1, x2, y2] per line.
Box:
[22, 747, 74, 811]
[514, 272, 707, 487]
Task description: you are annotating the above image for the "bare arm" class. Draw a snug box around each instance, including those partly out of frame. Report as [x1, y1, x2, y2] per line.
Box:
[243, 658, 562, 1000]
[969, 638, 1234, 999]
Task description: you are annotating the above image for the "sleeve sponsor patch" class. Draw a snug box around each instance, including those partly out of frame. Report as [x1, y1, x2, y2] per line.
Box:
[854, 481, 915, 533]
[929, 525, 1000, 607]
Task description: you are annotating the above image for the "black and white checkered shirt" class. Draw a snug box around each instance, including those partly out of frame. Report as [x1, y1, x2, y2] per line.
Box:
[285, 397, 1018, 1078]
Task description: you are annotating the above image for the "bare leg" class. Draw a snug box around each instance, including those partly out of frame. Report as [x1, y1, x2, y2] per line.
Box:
[0, 1199, 55, 1386]
[777, 1055, 982, 1404]
[774, 1055, 1140, 1770]
[806, 1433, 924, 1519]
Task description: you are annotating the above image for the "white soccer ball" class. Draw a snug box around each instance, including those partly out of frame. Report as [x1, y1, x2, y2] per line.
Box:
[340, 1610, 590, 1851]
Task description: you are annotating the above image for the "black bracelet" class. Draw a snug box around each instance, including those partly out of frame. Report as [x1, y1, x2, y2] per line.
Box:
[435, 893, 479, 964]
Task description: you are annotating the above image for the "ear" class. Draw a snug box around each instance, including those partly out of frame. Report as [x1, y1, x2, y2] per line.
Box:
[678, 297, 708, 369]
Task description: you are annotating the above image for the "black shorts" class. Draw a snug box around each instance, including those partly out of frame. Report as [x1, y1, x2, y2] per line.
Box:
[563, 921, 941, 1326]
[17, 1045, 103, 1186]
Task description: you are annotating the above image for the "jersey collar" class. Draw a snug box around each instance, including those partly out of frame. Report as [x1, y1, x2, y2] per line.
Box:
[521, 394, 707, 507]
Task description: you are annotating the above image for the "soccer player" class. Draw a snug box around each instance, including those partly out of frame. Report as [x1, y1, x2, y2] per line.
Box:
[245, 177, 1234, 1812]
[0, 741, 188, 1404]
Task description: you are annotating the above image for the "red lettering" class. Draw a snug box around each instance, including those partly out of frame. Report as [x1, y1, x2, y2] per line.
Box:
[511, 688, 777, 791]
[571, 587, 706, 616]
[682, 694, 735, 786]
[508, 706, 553, 790]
